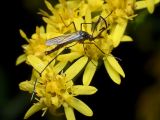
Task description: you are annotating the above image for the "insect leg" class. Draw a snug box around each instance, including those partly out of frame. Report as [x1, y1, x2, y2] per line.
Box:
[92, 16, 107, 37]
[45, 44, 66, 55]
[82, 43, 97, 67]
[59, 15, 77, 31]
[30, 48, 65, 101]
[83, 41, 105, 54]
[65, 42, 78, 49]
[84, 41, 121, 62]
[92, 11, 113, 36]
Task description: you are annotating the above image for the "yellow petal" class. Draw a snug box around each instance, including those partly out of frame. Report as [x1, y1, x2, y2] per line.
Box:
[45, 0, 57, 15]
[72, 85, 97, 95]
[38, 9, 50, 17]
[24, 102, 44, 119]
[146, 0, 155, 13]
[110, 21, 128, 47]
[31, 69, 40, 80]
[66, 97, 93, 116]
[135, 0, 160, 11]
[27, 55, 48, 73]
[54, 61, 68, 74]
[104, 58, 121, 84]
[65, 56, 88, 80]
[19, 29, 29, 42]
[88, 0, 103, 11]
[135, 1, 148, 10]
[51, 96, 59, 108]
[85, 9, 92, 33]
[73, 17, 84, 31]
[43, 17, 55, 26]
[46, 24, 60, 38]
[59, 0, 67, 7]
[106, 56, 125, 77]
[16, 54, 27, 65]
[121, 35, 133, 42]
[83, 60, 98, 85]
[63, 103, 76, 120]
[57, 52, 83, 62]
[155, 0, 160, 3]
[19, 80, 33, 93]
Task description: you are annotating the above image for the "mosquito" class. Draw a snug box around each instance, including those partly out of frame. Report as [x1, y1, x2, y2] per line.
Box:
[45, 17, 109, 55]
[30, 12, 112, 101]
[41, 12, 113, 73]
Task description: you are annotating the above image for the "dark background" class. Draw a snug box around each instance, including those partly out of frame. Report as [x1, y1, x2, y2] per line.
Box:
[0, 0, 160, 120]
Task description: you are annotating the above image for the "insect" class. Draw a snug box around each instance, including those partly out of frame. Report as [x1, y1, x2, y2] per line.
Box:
[45, 31, 94, 55]
[45, 12, 113, 55]
[30, 12, 112, 101]
[40, 12, 113, 72]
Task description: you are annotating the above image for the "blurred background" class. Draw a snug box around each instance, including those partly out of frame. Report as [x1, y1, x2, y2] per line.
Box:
[0, 0, 160, 120]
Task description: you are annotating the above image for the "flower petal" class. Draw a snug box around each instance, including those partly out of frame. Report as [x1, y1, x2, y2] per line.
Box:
[27, 55, 48, 73]
[135, 0, 160, 11]
[57, 52, 83, 62]
[121, 35, 133, 42]
[146, 0, 155, 13]
[110, 21, 128, 47]
[83, 60, 98, 85]
[73, 17, 84, 31]
[63, 103, 76, 120]
[65, 56, 88, 80]
[45, 0, 57, 15]
[19, 29, 29, 42]
[16, 54, 27, 65]
[85, 9, 92, 33]
[135, 1, 148, 10]
[72, 85, 97, 95]
[106, 56, 125, 78]
[19, 80, 33, 92]
[104, 58, 121, 85]
[24, 103, 45, 119]
[88, 0, 103, 11]
[54, 61, 68, 74]
[51, 96, 59, 108]
[66, 97, 93, 116]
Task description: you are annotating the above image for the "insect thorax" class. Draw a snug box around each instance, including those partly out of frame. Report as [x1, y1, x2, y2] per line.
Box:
[79, 31, 93, 41]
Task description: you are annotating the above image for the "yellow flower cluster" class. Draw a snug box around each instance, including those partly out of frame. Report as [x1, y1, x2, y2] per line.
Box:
[17, 0, 159, 120]
[20, 55, 97, 119]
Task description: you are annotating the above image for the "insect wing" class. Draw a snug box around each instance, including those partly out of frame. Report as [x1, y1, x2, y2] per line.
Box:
[46, 32, 80, 46]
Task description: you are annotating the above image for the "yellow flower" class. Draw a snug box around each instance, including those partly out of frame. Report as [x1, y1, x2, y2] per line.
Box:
[135, 0, 160, 14]
[41, 0, 81, 35]
[102, 0, 160, 48]
[17, 0, 160, 119]
[19, 55, 97, 120]
[38, 0, 134, 85]
[16, 26, 51, 65]
[17, 0, 132, 85]
[102, 0, 135, 47]
[55, 9, 126, 85]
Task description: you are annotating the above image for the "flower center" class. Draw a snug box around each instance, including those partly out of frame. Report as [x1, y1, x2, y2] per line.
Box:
[84, 38, 113, 61]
